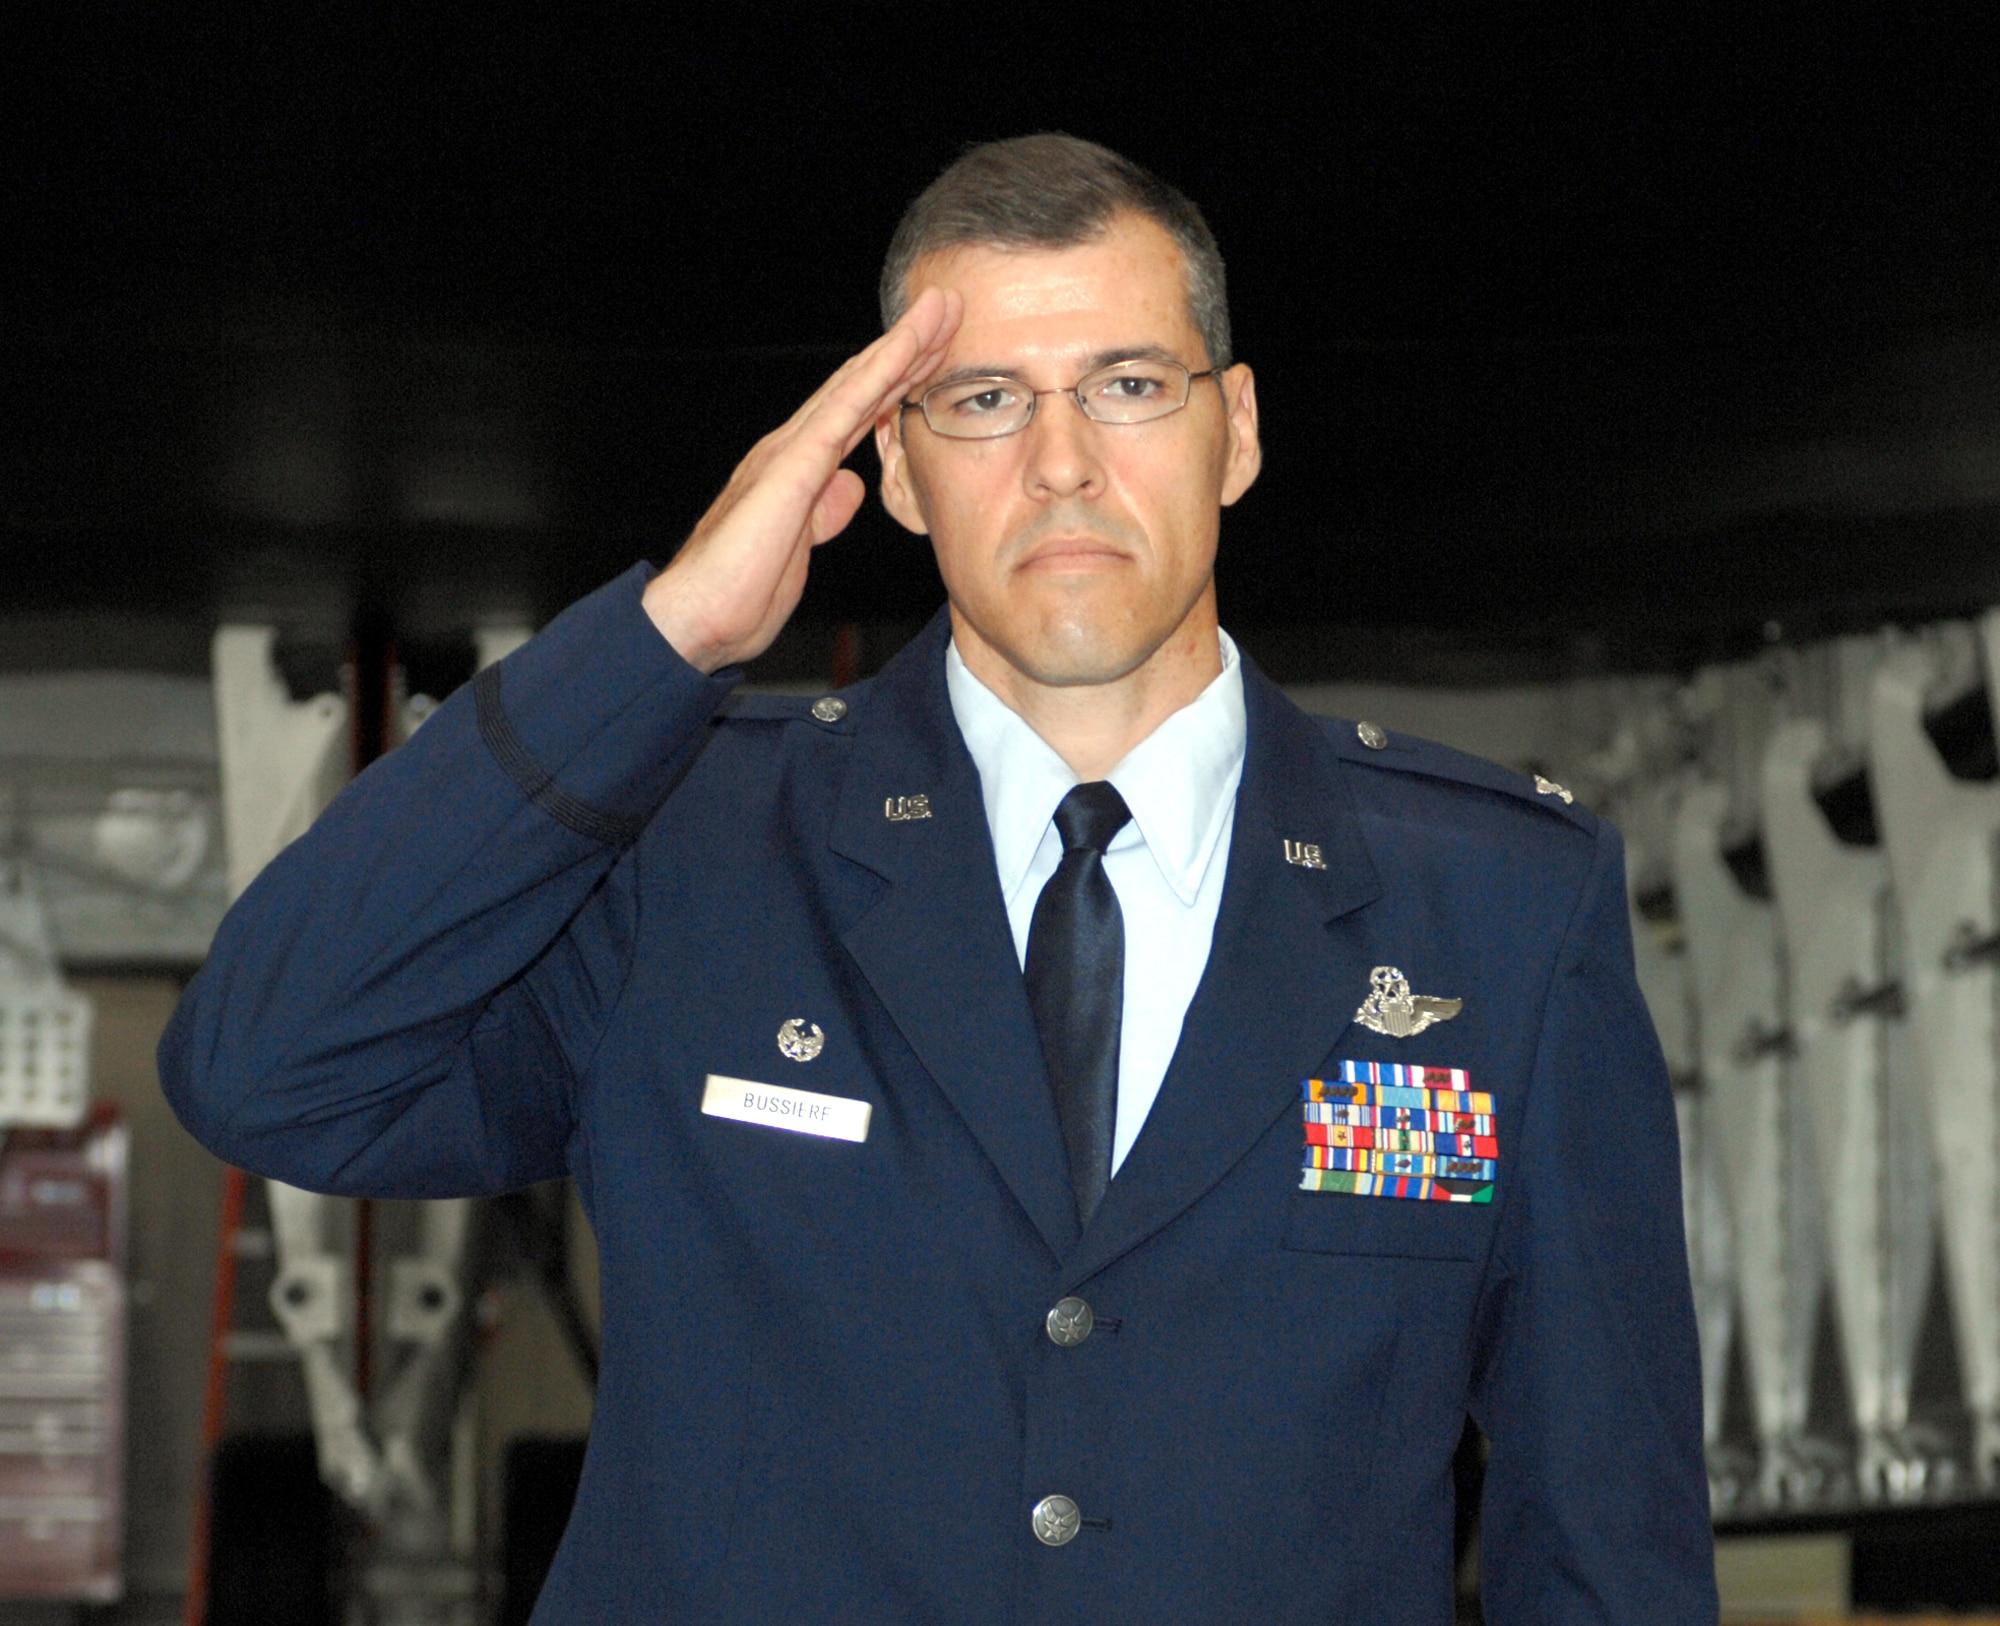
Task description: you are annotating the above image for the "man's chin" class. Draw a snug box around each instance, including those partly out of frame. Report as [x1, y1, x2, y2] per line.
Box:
[950, 573, 1218, 694]
[1003, 621, 1158, 689]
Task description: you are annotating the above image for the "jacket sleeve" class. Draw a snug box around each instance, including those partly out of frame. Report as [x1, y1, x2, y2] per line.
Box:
[1469, 818, 1719, 1624]
[158, 563, 738, 1198]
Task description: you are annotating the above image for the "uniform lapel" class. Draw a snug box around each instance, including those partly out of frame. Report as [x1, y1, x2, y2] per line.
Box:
[828, 614, 1082, 1262]
[1060, 662, 1384, 1289]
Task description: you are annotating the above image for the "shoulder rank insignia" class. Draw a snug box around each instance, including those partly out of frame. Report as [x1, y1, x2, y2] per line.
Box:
[1354, 966, 1463, 1037]
[1533, 774, 1574, 804]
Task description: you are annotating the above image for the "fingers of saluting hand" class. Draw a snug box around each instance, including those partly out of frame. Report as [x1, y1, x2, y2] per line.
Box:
[644, 289, 960, 670]
[717, 287, 960, 539]
[781, 287, 962, 466]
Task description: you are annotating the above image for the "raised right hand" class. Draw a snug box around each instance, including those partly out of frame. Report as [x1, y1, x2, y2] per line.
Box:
[642, 286, 963, 674]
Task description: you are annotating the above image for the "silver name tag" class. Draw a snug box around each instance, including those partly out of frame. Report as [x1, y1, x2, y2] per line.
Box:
[701, 1074, 872, 1143]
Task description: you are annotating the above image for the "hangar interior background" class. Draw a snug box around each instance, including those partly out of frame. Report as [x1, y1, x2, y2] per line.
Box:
[7, 8, 2000, 1622]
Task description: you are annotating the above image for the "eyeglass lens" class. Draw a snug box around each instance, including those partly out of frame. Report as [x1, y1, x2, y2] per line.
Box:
[920, 359, 1195, 439]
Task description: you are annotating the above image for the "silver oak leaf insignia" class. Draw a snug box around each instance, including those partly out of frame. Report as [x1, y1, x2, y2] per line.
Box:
[1353, 966, 1464, 1038]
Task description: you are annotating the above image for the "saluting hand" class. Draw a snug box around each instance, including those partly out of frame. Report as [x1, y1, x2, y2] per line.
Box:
[642, 287, 963, 674]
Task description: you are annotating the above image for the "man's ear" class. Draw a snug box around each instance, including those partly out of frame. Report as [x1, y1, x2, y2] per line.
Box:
[1218, 364, 1263, 507]
[874, 414, 932, 536]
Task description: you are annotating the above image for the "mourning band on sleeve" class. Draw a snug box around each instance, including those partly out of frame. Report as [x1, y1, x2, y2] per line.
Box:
[473, 664, 647, 848]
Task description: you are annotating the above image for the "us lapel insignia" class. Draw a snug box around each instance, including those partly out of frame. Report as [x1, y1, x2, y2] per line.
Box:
[884, 795, 932, 822]
[1299, 1061, 1497, 1203]
[1283, 839, 1326, 869]
[1354, 966, 1463, 1037]
[776, 1018, 825, 1062]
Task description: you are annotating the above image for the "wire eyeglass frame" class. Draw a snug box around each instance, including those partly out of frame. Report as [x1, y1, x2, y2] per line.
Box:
[900, 357, 1229, 440]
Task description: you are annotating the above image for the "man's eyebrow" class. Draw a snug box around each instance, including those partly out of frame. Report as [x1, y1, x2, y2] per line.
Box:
[1084, 343, 1192, 371]
[920, 344, 1199, 391]
[923, 363, 1025, 389]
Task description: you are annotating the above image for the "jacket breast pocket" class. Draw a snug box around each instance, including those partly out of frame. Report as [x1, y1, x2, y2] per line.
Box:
[1284, 1063, 1498, 1260]
[1281, 1189, 1487, 1261]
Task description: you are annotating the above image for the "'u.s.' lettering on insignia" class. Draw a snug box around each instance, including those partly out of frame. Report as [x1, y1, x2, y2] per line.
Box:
[884, 795, 932, 822]
[1283, 839, 1326, 869]
[1298, 1061, 1496, 1203]
[1353, 966, 1463, 1037]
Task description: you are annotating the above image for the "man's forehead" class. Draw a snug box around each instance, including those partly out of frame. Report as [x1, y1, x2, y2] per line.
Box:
[951, 261, 1117, 323]
[908, 216, 1194, 337]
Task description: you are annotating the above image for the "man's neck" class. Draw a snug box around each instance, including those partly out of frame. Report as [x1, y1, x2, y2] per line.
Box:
[949, 595, 1226, 781]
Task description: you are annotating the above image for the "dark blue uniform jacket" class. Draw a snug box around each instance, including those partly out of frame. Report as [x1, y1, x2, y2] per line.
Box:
[161, 565, 1716, 1624]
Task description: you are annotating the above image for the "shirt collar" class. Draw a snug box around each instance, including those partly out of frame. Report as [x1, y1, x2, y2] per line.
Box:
[945, 630, 1247, 908]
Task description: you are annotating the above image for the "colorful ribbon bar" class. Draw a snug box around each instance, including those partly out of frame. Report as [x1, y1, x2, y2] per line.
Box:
[1305, 1070, 1494, 1118]
[1297, 1169, 1495, 1204]
[1303, 1146, 1497, 1180]
[1303, 1123, 1499, 1157]
[1300, 1061, 1498, 1203]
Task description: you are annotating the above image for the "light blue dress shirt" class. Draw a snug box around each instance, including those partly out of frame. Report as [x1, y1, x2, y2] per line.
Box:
[946, 632, 1247, 1174]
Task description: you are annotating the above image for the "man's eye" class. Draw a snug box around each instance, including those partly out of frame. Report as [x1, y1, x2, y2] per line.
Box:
[940, 383, 1023, 416]
[1089, 370, 1171, 401]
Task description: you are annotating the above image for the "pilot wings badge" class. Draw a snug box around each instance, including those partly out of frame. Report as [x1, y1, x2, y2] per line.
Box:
[1354, 966, 1463, 1038]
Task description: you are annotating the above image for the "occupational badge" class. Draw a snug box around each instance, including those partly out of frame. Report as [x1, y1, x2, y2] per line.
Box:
[1298, 1061, 1497, 1203]
[1353, 966, 1463, 1037]
[776, 1018, 825, 1062]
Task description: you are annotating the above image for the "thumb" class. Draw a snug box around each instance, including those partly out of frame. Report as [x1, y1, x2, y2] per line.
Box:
[809, 468, 867, 545]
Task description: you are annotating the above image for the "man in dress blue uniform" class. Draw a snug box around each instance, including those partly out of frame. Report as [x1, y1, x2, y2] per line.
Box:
[162, 135, 1716, 1622]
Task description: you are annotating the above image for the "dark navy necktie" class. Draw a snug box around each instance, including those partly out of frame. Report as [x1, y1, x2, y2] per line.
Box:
[1024, 781, 1132, 1228]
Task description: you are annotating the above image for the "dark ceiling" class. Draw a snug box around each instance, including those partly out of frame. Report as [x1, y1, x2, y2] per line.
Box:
[8, 5, 2000, 679]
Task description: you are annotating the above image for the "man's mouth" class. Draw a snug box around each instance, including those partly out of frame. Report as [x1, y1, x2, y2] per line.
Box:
[1016, 534, 1129, 571]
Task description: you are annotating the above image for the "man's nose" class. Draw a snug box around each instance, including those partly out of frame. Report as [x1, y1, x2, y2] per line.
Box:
[1020, 395, 1105, 501]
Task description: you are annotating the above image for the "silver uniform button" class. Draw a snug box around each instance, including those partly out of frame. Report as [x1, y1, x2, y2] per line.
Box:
[1031, 1494, 1082, 1547]
[810, 696, 848, 723]
[1356, 720, 1388, 750]
[1045, 1297, 1095, 1347]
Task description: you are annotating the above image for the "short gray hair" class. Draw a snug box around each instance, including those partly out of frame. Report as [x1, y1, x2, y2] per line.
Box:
[879, 134, 1232, 369]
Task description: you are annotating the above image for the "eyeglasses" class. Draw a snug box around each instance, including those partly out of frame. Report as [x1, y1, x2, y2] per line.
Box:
[900, 358, 1227, 440]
